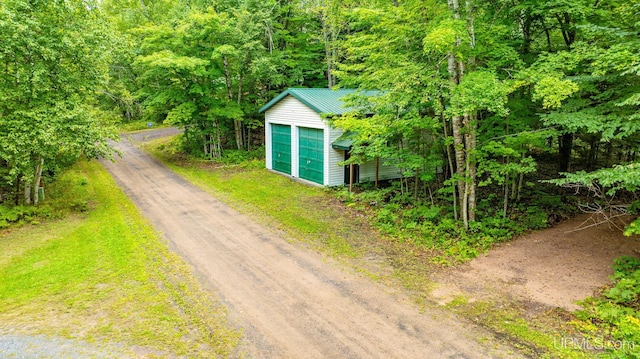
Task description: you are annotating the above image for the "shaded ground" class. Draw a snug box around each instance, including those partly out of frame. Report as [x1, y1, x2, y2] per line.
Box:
[433, 214, 640, 311]
[102, 129, 522, 358]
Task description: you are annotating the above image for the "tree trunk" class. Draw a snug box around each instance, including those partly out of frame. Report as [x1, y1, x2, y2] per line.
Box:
[503, 173, 509, 218]
[222, 56, 243, 151]
[14, 178, 19, 205]
[441, 112, 458, 221]
[517, 171, 524, 202]
[445, 0, 478, 229]
[215, 120, 222, 159]
[139, 0, 151, 21]
[558, 133, 573, 172]
[464, 0, 477, 222]
[414, 172, 419, 202]
[24, 181, 31, 205]
[235, 73, 245, 150]
[202, 134, 209, 157]
[320, 9, 338, 88]
[233, 119, 243, 150]
[324, 31, 335, 88]
[448, 0, 468, 228]
[452, 115, 467, 228]
[32, 157, 44, 205]
[519, 9, 532, 55]
[465, 113, 477, 222]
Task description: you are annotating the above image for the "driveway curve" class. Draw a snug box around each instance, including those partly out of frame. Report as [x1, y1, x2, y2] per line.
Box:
[102, 129, 519, 358]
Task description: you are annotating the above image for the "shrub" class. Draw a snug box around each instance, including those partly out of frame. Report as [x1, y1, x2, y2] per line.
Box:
[0, 205, 39, 228]
[575, 256, 640, 358]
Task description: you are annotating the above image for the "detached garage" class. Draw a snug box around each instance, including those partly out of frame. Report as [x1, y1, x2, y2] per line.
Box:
[259, 88, 401, 186]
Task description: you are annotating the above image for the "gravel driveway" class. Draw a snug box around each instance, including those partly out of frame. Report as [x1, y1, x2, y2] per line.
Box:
[100, 129, 524, 358]
[0, 128, 522, 358]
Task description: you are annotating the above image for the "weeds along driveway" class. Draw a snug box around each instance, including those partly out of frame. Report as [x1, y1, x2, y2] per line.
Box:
[102, 130, 521, 358]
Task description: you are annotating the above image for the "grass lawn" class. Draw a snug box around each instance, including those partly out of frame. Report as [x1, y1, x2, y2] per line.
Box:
[0, 160, 240, 358]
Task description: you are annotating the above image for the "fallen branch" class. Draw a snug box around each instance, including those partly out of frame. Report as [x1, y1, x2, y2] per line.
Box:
[560, 182, 632, 233]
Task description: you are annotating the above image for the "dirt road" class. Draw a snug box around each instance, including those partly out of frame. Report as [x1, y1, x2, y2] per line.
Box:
[102, 130, 519, 358]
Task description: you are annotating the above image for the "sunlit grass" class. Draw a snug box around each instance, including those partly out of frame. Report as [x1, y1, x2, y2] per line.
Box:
[0, 160, 240, 358]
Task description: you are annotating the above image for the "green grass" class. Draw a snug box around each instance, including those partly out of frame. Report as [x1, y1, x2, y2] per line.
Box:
[0, 160, 240, 358]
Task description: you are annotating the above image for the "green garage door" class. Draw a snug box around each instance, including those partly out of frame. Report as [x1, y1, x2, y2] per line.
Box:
[271, 124, 291, 174]
[298, 127, 324, 184]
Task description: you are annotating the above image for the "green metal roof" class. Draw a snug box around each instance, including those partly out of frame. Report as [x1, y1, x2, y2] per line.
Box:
[331, 131, 356, 150]
[259, 88, 375, 115]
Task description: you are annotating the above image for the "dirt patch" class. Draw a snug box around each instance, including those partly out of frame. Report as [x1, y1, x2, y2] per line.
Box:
[433, 214, 640, 311]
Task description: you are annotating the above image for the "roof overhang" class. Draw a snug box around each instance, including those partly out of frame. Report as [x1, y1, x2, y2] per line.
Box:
[331, 131, 355, 151]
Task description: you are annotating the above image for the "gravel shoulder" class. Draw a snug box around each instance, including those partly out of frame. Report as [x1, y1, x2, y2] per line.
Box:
[101, 129, 524, 358]
[0, 332, 129, 359]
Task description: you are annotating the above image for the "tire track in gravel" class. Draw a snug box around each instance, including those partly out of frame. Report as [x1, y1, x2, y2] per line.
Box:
[101, 130, 522, 358]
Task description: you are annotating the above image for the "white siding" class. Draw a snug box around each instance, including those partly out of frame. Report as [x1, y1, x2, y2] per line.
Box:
[359, 158, 402, 183]
[265, 123, 272, 170]
[327, 127, 346, 186]
[264, 96, 329, 184]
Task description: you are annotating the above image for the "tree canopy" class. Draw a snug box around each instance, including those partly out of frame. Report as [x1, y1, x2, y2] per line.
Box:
[1, 0, 638, 234]
[0, 0, 117, 204]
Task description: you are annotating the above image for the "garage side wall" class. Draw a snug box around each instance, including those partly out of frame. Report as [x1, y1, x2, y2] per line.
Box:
[359, 159, 402, 183]
[327, 128, 345, 186]
[264, 96, 327, 183]
[326, 128, 402, 186]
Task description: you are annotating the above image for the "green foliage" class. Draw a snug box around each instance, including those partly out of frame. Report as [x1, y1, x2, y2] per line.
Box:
[532, 76, 580, 109]
[449, 71, 510, 117]
[0, 205, 39, 228]
[96, 0, 639, 236]
[544, 163, 640, 235]
[548, 163, 640, 195]
[219, 147, 265, 166]
[422, 18, 463, 55]
[575, 256, 640, 358]
[0, 167, 99, 229]
[119, 120, 164, 132]
[625, 219, 640, 237]
[105, 0, 327, 157]
[0, 0, 117, 200]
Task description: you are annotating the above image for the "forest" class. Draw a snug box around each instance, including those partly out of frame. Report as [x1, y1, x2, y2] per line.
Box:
[0, 0, 638, 234]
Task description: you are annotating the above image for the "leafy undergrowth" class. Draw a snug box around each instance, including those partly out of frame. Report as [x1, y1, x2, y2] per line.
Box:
[570, 257, 640, 358]
[0, 160, 240, 358]
[331, 183, 577, 265]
